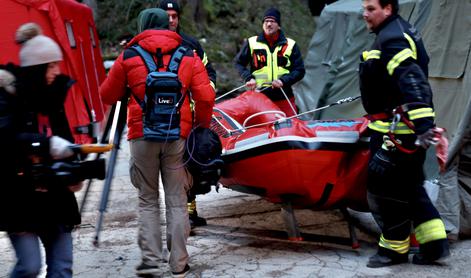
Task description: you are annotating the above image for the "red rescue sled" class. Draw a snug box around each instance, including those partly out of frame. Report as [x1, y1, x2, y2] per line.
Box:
[211, 91, 370, 211]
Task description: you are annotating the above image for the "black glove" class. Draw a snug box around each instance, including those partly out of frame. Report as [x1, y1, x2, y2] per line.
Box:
[369, 148, 396, 176]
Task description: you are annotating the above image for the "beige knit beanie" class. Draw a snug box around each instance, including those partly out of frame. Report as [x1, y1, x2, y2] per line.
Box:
[15, 23, 63, 67]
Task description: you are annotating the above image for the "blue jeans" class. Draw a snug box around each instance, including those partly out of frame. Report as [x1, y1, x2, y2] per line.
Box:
[8, 228, 73, 278]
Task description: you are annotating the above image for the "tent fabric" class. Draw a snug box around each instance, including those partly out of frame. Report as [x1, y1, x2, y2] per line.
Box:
[435, 29, 471, 237]
[294, 0, 471, 237]
[294, 0, 420, 121]
[0, 0, 106, 143]
[422, 0, 471, 79]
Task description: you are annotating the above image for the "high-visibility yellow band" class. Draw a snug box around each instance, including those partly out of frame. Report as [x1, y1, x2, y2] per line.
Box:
[404, 33, 417, 60]
[368, 120, 415, 134]
[415, 218, 447, 244]
[379, 234, 410, 254]
[408, 108, 435, 120]
[362, 50, 381, 61]
[387, 48, 414, 75]
[202, 52, 208, 66]
[249, 36, 295, 85]
[210, 80, 216, 91]
[187, 199, 197, 213]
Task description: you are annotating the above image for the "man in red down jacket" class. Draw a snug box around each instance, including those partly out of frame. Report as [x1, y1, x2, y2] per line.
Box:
[99, 8, 215, 277]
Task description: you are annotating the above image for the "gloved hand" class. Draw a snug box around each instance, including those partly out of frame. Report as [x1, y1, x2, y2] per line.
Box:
[415, 127, 444, 149]
[49, 136, 74, 160]
[369, 148, 396, 176]
[245, 78, 257, 91]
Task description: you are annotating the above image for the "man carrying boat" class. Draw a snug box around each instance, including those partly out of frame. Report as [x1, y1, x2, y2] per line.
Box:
[359, 0, 450, 268]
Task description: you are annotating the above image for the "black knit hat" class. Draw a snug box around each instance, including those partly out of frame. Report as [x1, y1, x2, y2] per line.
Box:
[263, 7, 281, 26]
[159, 0, 181, 14]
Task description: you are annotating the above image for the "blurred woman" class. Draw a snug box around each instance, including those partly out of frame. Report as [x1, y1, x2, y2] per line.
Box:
[0, 23, 81, 278]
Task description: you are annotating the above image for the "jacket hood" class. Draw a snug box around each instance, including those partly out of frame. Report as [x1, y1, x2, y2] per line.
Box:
[127, 30, 182, 54]
[137, 8, 169, 33]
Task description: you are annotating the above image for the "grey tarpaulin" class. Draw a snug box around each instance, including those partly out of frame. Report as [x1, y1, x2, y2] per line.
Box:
[294, 0, 471, 238]
[294, 0, 421, 120]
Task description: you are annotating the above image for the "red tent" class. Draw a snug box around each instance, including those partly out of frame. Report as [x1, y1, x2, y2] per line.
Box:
[0, 0, 106, 143]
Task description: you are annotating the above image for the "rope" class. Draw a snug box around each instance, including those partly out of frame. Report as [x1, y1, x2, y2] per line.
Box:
[279, 87, 298, 116]
[215, 83, 272, 101]
[215, 84, 246, 101]
[214, 96, 361, 133]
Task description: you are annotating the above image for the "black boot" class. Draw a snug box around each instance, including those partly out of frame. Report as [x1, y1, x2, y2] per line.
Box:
[412, 239, 450, 265]
[367, 247, 409, 268]
[189, 209, 207, 228]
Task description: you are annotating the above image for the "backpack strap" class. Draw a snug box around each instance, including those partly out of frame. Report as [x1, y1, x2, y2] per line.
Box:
[130, 45, 157, 72]
[128, 45, 188, 108]
[167, 45, 188, 74]
[128, 45, 158, 108]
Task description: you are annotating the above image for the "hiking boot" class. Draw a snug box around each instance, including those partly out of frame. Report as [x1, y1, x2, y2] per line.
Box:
[412, 253, 448, 265]
[171, 264, 190, 278]
[412, 239, 450, 265]
[189, 211, 207, 228]
[136, 262, 159, 275]
[367, 248, 409, 268]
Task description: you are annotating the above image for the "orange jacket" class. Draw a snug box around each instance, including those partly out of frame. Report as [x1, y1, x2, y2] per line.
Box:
[100, 30, 215, 140]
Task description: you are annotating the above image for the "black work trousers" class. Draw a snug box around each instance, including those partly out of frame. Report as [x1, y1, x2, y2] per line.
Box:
[367, 131, 440, 243]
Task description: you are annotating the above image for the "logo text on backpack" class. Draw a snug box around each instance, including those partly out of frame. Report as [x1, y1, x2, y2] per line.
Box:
[156, 96, 175, 105]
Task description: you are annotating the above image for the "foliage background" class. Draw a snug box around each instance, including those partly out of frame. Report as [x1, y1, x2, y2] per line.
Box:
[93, 0, 317, 93]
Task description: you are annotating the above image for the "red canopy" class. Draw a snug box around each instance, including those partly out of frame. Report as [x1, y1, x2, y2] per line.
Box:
[0, 0, 106, 143]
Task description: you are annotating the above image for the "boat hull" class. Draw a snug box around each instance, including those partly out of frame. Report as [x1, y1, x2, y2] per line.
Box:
[211, 91, 370, 210]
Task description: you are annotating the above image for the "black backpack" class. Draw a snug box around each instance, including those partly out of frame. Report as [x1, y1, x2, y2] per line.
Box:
[184, 127, 224, 195]
[131, 45, 188, 141]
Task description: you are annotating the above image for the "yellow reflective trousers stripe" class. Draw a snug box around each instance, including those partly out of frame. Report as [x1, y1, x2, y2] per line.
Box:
[415, 218, 447, 244]
[379, 234, 410, 254]
[187, 199, 196, 213]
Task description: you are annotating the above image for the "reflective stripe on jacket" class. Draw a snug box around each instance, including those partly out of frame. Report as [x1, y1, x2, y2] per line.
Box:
[247, 36, 295, 87]
[234, 30, 305, 101]
[359, 14, 435, 135]
[368, 107, 435, 134]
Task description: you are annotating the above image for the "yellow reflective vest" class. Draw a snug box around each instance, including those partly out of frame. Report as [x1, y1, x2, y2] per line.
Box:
[248, 36, 295, 88]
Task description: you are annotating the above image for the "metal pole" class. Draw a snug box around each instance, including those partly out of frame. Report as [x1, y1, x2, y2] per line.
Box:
[93, 95, 128, 247]
[79, 104, 116, 214]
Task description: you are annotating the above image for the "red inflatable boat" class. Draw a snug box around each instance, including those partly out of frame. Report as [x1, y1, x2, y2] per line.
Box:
[210, 91, 370, 211]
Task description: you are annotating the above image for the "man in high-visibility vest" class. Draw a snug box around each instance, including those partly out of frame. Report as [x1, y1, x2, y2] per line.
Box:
[234, 7, 305, 117]
[359, 0, 450, 268]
